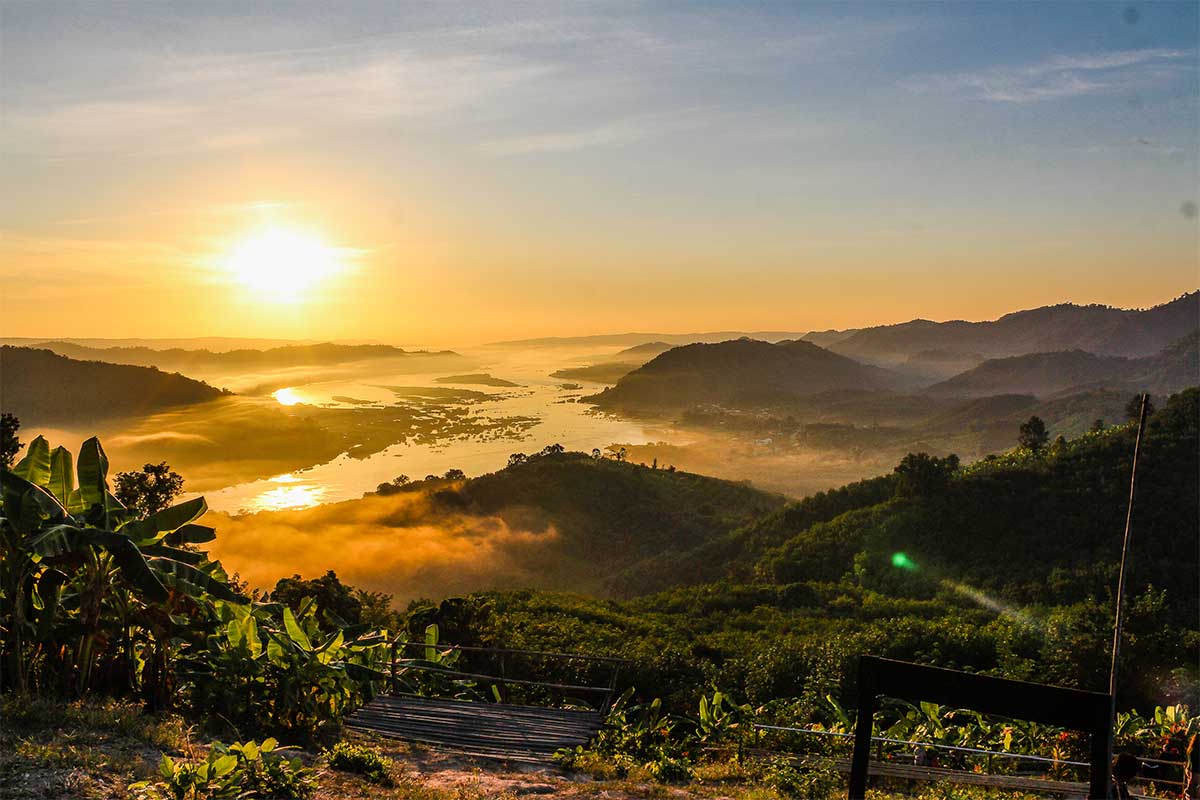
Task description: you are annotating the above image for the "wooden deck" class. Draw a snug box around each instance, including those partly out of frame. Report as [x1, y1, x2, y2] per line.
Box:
[345, 695, 604, 762]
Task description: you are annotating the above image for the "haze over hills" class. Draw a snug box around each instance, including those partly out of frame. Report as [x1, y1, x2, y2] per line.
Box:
[614, 341, 675, 359]
[209, 449, 784, 600]
[0, 336, 317, 351]
[488, 330, 811, 348]
[927, 333, 1200, 399]
[28, 341, 459, 371]
[821, 292, 1199, 367]
[590, 338, 902, 412]
[0, 346, 228, 425]
[549, 341, 677, 385]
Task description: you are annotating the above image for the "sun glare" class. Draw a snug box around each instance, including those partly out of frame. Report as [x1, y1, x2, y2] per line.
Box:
[273, 387, 304, 406]
[224, 227, 346, 302]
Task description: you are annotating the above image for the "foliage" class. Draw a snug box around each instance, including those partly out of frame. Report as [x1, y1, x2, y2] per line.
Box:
[1017, 415, 1048, 452]
[115, 462, 185, 519]
[1126, 393, 1155, 421]
[0, 434, 240, 701]
[272, 570, 364, 627]
[558, 687, 694, 782]
[892, 453, 959, 498]
[324, 740, 394, 785]
[130, 737, 315, 800]
[178, 597, 389, 743]
[764, 756, 840, 799]
[0, 413, 20, 470]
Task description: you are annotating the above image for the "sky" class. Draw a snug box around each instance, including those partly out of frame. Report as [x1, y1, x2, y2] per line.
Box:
[1, 1, 1197, 346]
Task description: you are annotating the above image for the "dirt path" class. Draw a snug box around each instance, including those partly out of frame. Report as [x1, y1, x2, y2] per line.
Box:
[322, 732, 731, 800]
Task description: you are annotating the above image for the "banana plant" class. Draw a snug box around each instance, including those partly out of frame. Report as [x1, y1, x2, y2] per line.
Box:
[180, 597, 390, 741]
[0, 435, 240, 695]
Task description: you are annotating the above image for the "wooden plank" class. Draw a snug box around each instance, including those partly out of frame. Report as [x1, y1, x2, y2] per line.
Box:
[378, 695, 603, 721]
[346, 715, 593, 743]
[352, 710, 600, 734]
[372, 697, 601, 722]
[345, 695, 603, 760]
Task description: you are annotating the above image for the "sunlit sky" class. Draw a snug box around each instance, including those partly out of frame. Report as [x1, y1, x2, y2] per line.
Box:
[1, 2, 1197, 345]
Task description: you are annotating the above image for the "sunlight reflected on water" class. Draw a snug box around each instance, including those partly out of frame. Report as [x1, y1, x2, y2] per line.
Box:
[250, 483, 327, 511]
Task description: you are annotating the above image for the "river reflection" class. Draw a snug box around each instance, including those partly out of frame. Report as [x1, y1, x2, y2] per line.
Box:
[205, 347, 679, 514]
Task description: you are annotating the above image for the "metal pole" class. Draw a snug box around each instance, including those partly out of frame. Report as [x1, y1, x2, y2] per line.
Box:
[1110, 394, 1148, 697]
[1107, 393, 1149, 792]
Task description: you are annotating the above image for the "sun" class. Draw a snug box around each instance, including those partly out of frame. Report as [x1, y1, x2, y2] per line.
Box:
[223, 227, 347, 302]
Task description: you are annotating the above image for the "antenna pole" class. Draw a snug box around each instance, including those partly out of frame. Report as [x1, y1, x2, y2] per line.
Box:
[1107, 393, 1148, 787]
[1110, 394, 1148, 698]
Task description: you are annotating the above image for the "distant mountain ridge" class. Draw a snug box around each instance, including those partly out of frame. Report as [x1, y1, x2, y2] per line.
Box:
[488, 330, 811, 348]
[590, 338, 901, 411]
[27, 341, 457, 372]
[821, 292, 1199, 366]
[0, 346, 227, 424]
[928, 332, 1199, 398]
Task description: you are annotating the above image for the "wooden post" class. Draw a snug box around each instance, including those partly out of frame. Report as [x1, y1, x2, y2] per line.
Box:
[390, 639, 398, 695]
[1091, 703, 1114, 800]
[603, 662, 621, 713]
[849, 657, 877, 799]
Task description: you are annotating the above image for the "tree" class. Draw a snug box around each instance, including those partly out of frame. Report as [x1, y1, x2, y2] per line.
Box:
[375, 474, 410, 495]
[507, 453, 527, 467]
[443, 468, 466, 480]
[893, 452, 960, 497]
[1126, 394, 1155, 422]
[114, 462, 184, 519]
[1090, 419, 1105, 433]
[1018, 416, 1049, 453]
[0, 414, 20, 470]
[272, 570, 362, 627]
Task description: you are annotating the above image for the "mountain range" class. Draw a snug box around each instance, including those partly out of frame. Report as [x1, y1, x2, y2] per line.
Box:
[927, 332, 1199, 398]
[818, 292, 1198, 366]
[26, 341, 457, 372]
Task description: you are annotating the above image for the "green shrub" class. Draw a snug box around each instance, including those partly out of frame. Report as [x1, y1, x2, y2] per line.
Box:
[130, 738, 315, 800]
[765, 756, 840, 798]
[324, 740, 394, 785]
[643, 753, 694, 783]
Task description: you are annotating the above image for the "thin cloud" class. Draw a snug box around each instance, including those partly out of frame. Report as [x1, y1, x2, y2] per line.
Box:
[911, 48, 1192, 103]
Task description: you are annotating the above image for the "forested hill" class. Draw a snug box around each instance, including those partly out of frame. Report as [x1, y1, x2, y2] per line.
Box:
[751, 388, 1198, 622]
[0, 346, 227, 424]
[413, 449, 786, 596]
[824, 291, 1199, 366]
[589, 338, 900, 412]
[422, 389, 1197, 714]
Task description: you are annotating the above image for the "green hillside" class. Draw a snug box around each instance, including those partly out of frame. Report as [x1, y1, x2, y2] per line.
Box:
[411, 448, 787, 596]
[414, 389, 1199, 715]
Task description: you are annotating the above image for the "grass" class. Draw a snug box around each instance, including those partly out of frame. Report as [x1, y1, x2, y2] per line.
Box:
[0, 701, 1066, 800]
[0, 697, 190, 800]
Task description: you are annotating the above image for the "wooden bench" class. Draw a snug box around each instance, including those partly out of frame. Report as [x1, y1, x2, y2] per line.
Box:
[345, 640, 626, 762]
[345, 694, 603, 762]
